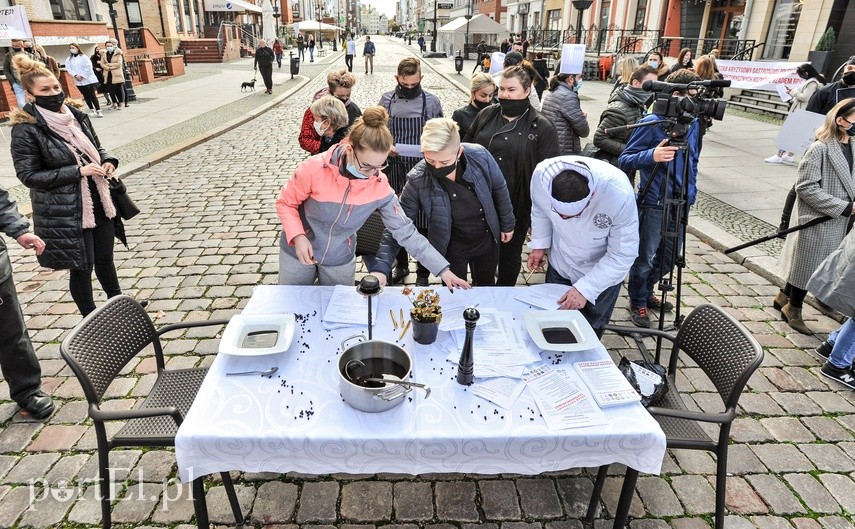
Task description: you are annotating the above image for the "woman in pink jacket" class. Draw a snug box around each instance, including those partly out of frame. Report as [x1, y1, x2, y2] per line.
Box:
[276, 106, 471, 289]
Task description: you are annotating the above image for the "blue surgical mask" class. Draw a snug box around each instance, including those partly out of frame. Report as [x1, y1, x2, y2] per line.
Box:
[345, 163, 368, 179]
[574, 78, 583, 92]
[648, 60, 659, 69]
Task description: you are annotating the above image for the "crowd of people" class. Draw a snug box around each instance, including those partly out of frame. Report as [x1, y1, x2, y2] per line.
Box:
[3, 40, 855, 424]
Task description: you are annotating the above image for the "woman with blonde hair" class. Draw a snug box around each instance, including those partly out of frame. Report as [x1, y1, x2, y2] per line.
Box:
[611, 56, 639, 94]
[10, 54, 124, 316]
[276, 106, 471, 289]
[776, 98, 855, 334]
[309, 95, 349, 153]
[372, 118, 515, 285]
[451, 73, 496, 138]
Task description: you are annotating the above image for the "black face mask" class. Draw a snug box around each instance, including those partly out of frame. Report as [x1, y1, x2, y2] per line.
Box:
[396, 83, 422, 100]
[34, 92, 66, 113]
[498, 97, 530, 118]
[472, 99, 491, 110]
[426, 160, 457, 179]
[843, 72, 855, 86]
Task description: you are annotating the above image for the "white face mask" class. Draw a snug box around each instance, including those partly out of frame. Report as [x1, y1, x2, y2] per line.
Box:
[313, 120, 328, 136]
[106, 46, 114, 52]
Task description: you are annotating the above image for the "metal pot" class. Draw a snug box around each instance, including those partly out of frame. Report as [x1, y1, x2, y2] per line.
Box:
[338, 335, 429, 413]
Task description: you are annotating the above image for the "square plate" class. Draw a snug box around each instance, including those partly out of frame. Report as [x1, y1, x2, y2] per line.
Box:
[219, 313, 296, 356]
[524, 310, 601, 352]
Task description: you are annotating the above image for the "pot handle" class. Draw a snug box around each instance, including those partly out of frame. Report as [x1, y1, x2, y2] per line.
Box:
[341, 334, 366, 351]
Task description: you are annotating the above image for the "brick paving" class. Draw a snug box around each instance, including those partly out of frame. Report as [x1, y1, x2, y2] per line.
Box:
[1, 36, 854, 528]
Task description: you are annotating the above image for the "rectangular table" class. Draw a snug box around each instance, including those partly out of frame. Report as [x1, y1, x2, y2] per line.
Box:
[176, 285, 666, 526]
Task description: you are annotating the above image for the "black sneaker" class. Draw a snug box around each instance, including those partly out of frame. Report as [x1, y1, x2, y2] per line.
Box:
[820, 362, 855, 390]
[815, 341, 833, 360]
[647, 295, 674, 312]
[630, 306, 651, 328]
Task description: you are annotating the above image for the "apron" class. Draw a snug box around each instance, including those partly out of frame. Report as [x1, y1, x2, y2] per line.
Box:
[386, 92, 428, 227]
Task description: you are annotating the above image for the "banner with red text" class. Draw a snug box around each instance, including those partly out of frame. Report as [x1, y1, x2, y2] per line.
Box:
[716, 60, 805, 91]
[0, 6, 32, 40]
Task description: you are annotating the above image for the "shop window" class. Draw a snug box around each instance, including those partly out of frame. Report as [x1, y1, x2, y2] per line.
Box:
[634, 0, 647, 31]
[172, 0, 184, 32]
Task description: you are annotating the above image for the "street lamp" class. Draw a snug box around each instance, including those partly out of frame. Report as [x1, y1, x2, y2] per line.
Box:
[464, 0, 472, 60]
[430, 0, 437, 52]
[100, 0, 136, 102]
[316, 0, 323, 49]
[273, 2, 280, 38]
[572, 0, 593, 45]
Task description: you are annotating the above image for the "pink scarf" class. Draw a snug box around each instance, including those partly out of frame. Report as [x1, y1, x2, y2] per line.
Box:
[39, 105, 116, 227]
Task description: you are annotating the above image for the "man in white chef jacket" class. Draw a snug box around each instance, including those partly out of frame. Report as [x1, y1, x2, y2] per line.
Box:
[526, 156, 639, 337]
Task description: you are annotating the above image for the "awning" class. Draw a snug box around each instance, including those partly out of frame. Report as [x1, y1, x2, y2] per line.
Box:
[204, 0, 262, 14]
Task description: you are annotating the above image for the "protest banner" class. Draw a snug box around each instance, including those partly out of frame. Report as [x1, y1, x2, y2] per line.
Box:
[0, 6, 32, 40]
[717, 60, 804, 91]
[775, 109, 826, 156]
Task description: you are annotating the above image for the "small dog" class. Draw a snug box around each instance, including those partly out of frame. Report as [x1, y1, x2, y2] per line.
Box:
[241, 79, 256, 92]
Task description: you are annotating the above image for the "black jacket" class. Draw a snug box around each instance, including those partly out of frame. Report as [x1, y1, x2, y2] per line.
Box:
[10, 103, 121, 271]
[806, 80, 853, 115]
[373, 144, 516, 277]
[451, 103, 480, 140]
[0, 186, 30, 284]
[593, 86, 651, 163]
[465, 103, 559, 225]
[254, 47, 275, 68]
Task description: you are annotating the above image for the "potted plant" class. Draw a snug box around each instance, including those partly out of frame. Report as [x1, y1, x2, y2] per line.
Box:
[403, 287, 441, 345]
[808, 27, 836, 78]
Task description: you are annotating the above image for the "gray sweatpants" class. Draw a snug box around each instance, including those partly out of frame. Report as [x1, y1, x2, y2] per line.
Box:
[279, 247, 356, 286]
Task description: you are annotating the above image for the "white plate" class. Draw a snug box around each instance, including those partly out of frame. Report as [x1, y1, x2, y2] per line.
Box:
[219, 313, 296, 356]
[524, 310, 601, 352]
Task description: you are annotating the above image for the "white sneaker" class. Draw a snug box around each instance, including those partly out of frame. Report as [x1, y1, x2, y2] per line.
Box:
[765, 155, 783, 164]
[781, 154, 795, 165]
[96, 110, 104, 118]
[90, 109, 97, 116]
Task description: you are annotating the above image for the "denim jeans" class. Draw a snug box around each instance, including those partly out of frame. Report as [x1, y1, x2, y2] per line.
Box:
[627, 205, 678, 308]
[545, 266, 623, 337]
[828, 319, 855, 370]
[11, 82, 26, 108]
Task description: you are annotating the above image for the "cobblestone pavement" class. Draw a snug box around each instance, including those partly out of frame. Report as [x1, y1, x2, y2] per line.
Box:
[1, 37, 854, 529]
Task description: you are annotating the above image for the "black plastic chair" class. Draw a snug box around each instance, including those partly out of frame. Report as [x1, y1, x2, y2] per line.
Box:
[585, 304, 763, 529]
[60, 295, 244, 529]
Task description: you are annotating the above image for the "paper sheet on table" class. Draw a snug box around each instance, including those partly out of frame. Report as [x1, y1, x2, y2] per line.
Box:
[470, 377, 526, 409]
[321, 284, 379, 329]
[451, 309, 540, 366]
[514, 283, 572, 310]
[574, 360, 641, 407]
[438, 290, 492, 332]
[395, 143, 423, 158]
[775, 84, 792, 102]
[523, 365, 606, 430]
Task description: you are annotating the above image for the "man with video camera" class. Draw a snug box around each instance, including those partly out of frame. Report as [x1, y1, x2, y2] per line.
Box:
[620, 70, 702, 328]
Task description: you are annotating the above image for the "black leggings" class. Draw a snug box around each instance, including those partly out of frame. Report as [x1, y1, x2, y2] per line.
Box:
[78, 83, 100, 111]
[106, 83, 124, 105]
[69, 216, 122, 316]
[782, 283, 807, 308]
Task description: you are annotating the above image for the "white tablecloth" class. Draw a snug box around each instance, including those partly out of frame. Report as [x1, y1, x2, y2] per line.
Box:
[175, 286, 666, 482]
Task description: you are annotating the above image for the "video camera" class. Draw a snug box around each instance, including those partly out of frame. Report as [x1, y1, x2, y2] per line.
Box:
[642, 79, 731, 123]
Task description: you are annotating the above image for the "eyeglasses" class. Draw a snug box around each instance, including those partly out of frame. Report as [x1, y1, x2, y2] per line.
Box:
[353, 150, 388, 175]
[552, 199, 591, 220]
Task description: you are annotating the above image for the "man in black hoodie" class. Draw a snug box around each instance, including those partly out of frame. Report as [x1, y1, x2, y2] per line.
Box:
[0, 186, 54, 420]
[806, 57, 855, 115]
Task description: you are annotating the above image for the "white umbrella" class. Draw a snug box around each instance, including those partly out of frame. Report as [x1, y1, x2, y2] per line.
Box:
[261, 0, 276, 43]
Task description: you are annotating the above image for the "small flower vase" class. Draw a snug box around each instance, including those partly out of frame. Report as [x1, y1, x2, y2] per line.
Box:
[411, 317, 439, 345]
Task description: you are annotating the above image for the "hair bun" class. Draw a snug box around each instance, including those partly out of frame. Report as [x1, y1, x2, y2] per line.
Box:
[12, 54, 44, 75]
[361, 106, 389, 128]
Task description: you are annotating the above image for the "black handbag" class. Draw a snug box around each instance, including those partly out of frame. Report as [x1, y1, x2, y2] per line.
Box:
[355, 211, 384, 256]
[108, 178, 140, 220]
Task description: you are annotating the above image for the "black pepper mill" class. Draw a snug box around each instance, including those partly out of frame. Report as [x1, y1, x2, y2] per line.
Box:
[457, 307, 479, 385]
[356, 276, 382, 340]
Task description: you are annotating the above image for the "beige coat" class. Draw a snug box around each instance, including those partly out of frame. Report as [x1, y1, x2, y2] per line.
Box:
[99, 47, 125, 84]
[780, 138, 855, 289]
